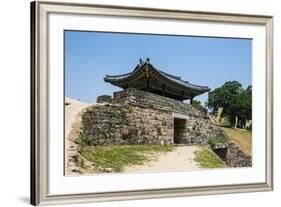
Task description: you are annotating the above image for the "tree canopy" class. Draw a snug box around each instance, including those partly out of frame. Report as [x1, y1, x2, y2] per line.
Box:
[207, 81, 252, 127]
[192, 99, 202, 110]
[192, 99, 208, 114]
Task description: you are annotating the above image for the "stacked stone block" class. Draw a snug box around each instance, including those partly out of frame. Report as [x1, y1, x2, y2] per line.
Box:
[84, 88, 224, 145]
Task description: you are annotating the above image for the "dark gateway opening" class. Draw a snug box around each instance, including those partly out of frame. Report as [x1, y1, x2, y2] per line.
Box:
[174, 118, 187, 144]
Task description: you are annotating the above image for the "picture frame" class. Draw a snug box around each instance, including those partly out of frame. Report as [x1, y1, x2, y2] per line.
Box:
[31, 0, 273, 205]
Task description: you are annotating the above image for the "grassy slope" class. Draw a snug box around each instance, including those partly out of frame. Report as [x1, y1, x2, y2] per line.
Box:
[80, 145, 174, 172]
[221, 127, 252, 156]
[194, 146, 226, 168]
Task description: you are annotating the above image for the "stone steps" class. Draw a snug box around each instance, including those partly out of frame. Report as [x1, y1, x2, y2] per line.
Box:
[65, 111, 85, 175]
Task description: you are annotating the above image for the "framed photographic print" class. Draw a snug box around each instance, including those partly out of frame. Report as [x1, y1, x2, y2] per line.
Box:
[31, 0, 273, 205]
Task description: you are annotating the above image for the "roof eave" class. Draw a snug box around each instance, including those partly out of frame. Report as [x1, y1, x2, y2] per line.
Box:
[104, 63, 210, 94]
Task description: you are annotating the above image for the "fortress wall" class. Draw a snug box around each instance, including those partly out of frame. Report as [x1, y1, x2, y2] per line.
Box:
[81, 104, 174, 145]
[84, 88, 224, 145]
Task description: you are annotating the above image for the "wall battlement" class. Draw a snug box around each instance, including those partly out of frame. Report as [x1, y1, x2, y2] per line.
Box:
[98, 88, 205, 117]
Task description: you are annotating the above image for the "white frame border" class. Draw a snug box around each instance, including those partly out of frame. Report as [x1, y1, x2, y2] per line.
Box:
[31, 1, 273, 205]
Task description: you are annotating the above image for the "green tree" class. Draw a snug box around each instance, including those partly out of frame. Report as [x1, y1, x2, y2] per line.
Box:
[192, 99, 207, 113]
[207, 81, 252, 128]
[192, 99, 202, 110]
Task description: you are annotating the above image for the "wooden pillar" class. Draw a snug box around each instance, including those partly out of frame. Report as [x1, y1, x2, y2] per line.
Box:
[180, 91, 184, 102]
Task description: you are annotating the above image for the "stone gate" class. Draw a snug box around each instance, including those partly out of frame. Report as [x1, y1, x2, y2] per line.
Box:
[81, 88, 224, 145]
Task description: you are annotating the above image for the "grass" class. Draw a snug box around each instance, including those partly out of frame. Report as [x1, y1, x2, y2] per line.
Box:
[80, 145, 174, 172]
[220, 127, 252, 156]
[208, 136, 228, 148]
[194, 146, 226, 168]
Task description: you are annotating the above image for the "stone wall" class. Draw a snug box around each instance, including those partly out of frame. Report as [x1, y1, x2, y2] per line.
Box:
[180, 118, 224, 144]
[81, 103, 173, 145]
[96, 95, 112, 103]
[112, 88, 204, 117]
[81, 88, 225, 145]
[226, 142, 252, 167]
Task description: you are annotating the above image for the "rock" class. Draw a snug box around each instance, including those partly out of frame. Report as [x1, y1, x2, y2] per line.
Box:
[71, 168, 79, 173]
[103, 167, 114, 173]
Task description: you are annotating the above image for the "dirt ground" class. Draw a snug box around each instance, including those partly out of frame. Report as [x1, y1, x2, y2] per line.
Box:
[123, 145, 200, 173]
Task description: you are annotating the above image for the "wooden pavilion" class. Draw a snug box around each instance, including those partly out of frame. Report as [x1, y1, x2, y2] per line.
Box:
[104, 58, 210, 103]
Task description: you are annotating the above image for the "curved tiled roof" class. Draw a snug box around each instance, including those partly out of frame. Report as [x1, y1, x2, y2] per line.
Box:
[104, 61, 210, 93]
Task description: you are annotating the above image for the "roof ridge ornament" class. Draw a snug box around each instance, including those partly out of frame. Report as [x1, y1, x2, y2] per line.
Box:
[146, 58, 150, 64]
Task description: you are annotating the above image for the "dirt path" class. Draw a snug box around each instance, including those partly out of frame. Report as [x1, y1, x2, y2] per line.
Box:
[65, 97, 91, 138]
[65, 97, 91, 175]
[124, 145, 200, 173]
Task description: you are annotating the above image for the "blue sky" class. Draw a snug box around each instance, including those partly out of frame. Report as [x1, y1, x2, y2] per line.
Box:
[65, 31, 252, 104]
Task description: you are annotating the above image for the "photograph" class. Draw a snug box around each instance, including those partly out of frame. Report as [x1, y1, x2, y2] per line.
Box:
[30, 2, 273, 205]
[64, 31, 253, 175]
